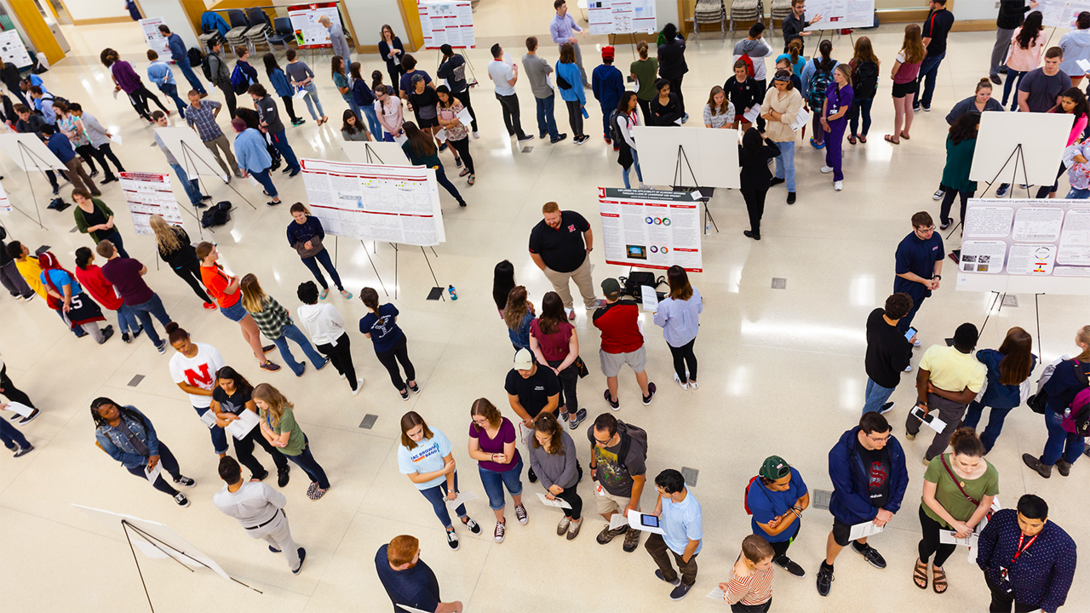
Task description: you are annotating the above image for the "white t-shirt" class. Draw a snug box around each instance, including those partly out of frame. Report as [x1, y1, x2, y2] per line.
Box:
[488, 60, 516, 96]
[168, 343, 226, 408]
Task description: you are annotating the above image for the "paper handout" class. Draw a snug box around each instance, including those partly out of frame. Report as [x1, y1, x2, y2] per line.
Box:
[536, 492, 572, 509]
[455, 106, 473, 127]
[609, 513, 628, 530]
[144, 463, 162, 484]
[226, 410, 260, 441]
[198, 410, 219, 430]
[707, 586, 727, 600]
[641, 285, 658, 312]
[910, 406, 948, 433]
[848, 521, 884, 542]
[743, 104, 761, 124]
[790, 108, 811, 132]
[628, 511, 666, 535]
[443, 490, 478, 507]
[940, 530, 979, 547]
[3, 401, 34, 418]
[293, 88, 308, 100]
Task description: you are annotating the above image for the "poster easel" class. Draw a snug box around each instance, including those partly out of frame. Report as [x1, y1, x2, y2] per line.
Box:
[178, 139, 257, 212]
[671, 145, 717, 234]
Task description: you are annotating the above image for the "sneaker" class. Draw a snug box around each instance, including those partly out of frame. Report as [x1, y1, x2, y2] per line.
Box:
[922, 104, 931, 112]
[13, 445, 34, 458]
[269, 545, 281, 553]
[596, 523, 628, 544]
[688, 380, 699, 390]
[101, 327, 115, 343]
[351, 378, 364, 396]
[655, 569, 681, 586]
[568, 408, 587, 429]
[155, 340, 167, 354]
[494, 521, 506, 543]
[514, 503, 528, 525]
[473, 131, 480, 139]
[575, 135, 589, 145]
[88, 168, 99, 177]
[133, 326, 143, 339]
[996, 184, 1009, 197]
[527, 467, 537, 483]
[310, 487, 327, 500]
[834, 181, 843, 191]
[250, 471, 268, 482]
[775, 555, 807, 578]
[517, 134, 535, 142]
[18, 409, 40, 425]
[638, 182, 651, 190]
[557, 515, 572, 536]
[455, 156, 463, 168]
[622, 526, 641, 552]
[642, 382, 657, 405]
[292, 118, 306, 126]
[673, 372, 689, 390]
[462, 517, 481, 534]
[852, 542, 887, 569]
[174, 475, 196, 487]
[446, 529, 461, 550]
[604, 389, 619, 410]
[550, 134, 568, 144]
[669, 583, 692, 601]
[912, 104, 921, 112]
[879, 401, 895, 415]
[932, 188, 944, 201]
[307, 482, 318, 497]
[816, 563, 835, 596]
[174, 493, 190, 507]
[1022, 453, 1052, 478]
[122, 332, 131, 343]
[940, 219, 952, 230]
[768, 177, 785, 187]
[1056, 459, 1072, 477]
[260, 361, 281, 372]
[408, 381, 421, 393]
[787, 192, 796, 204]
[339, 289, 353, 300]
[400, 388, 409, 400]
[277, 467, 290, 487]
[292, 548, 306, 574]
[820, 166, 834, 174]
[681, 113, 689, 124]
[566, 518, 582, 540]
[913, 338, 921, 347]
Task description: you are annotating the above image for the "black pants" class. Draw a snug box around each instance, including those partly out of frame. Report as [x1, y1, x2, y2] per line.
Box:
[74, 144, 99, 174]
[375, 335, 415, 391]
[940, 188, 974, 226]
[667, 338, 697, 384]
[548, 358, 579, 414]
[917, 505, 957, 567]
[496, 92, 526, 138]
[386, 66, 404, 97]
[449, 136, 474, 174]
[93, 143, 125, 178]
[234, 423, 288, 478]
[555, 481, 583, 520]
[281, 96, 300, 123]
[123, 442, 181, 497]
[985, 573, 1039, 613]
[217, 83, 237, 118]
[317, 333, 357, 391]
[731, 599, 772, 613]
[741, 183, 769, 236]
[0, 364, 34, 408]
[564, 99, 584, 138]
[769, 522, 799, 561]
[753, 80, 767, 131]
[453, 88, 478, 132]
[667, 75, 685, 114]
[131, 86, 168, 119]
[1035, 162, 1066, 198]
[637, 97, 652, 126]
[171, 261, 212, 303]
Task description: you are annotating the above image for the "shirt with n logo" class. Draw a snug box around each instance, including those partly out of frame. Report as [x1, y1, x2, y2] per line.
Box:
[168, 342, 226, 409]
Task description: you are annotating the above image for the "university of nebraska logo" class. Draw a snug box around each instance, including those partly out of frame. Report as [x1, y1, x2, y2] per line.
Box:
[568, 224, 577, 232]
[184, 363, 214, 390]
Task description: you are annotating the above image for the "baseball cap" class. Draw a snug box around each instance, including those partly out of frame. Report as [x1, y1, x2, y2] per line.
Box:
[602, 46, 615, 60]
[601, 278, 621, 298]
[513, 348, 534, 370]
[759, 455, 791, 480]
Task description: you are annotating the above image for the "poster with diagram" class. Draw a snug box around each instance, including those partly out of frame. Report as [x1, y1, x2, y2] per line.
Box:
[299, 158, 445, 247]
[287, 2, 342, 49]
[0, 29, 32, 68]
[804, 0, 875, 30]
[598, 187, 702, 272]
[139, 18, 171, 59]
[419, 1, 475, 49]
[1038, 0, 1090, 28]
[120, 172, 184, 236]
[588, 0, 657, 35]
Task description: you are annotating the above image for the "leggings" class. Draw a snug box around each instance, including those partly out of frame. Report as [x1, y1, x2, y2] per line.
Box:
[434, 164, 464, 204]
[74, 144, 100, 173]
[668, 75, 685, 114]
[234, 422, 289, 478]
[452, 88, 478, 132]
[374, 335, 416, 391]
[171, 261, 213, 303]
[667, 337, 697, 384]
[123, 442, 182, 497]
[448, 137, 474, 174]
[917, 505, 957, 567]
[316, 333, 358, 391]
[940, 189, 974, 226]
[1035, 162, 1066, 198]
[548, 358, 579, 415]
[281, 95, 301, 123]
[565, 99, 584, 138]
[300, 248, 343, 291]
[555, 480, 583, 520]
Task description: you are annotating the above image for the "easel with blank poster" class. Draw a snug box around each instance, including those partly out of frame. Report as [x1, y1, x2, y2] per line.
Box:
[177, 139, 257, 212]
[671, 145, 718, 234]
[153, 126, 258, 212]
[0, 133, 69, 230]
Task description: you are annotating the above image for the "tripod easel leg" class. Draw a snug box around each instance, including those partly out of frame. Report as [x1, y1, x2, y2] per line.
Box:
[361, 240, 388, 296]
[420, 245, 445, 301]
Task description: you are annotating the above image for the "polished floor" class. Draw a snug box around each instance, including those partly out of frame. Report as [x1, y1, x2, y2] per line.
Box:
[0, 14, 1086, 613]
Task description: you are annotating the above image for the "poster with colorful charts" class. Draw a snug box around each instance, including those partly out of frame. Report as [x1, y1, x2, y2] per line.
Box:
[287, 2, 342, 49]
[299, 158, 445, 246]
[1038, 0, 1090, 28]
[804, 0, 876, 31]
[139, 18, 171, 59]
[419, 1, 475, 49]
[588, 0, 658, 35]
[0, 29, 32, 68]
[598, 187, 702, 272]
[120, 172, 184, 236]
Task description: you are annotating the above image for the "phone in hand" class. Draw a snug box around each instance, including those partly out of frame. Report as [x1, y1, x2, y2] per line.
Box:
[904, 327, 917, 342]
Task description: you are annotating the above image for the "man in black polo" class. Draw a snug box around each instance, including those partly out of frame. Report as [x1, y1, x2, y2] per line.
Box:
[781, 0, 821, 54]
[893, 212, 943, 337]
[529, 201, 598, 321]
[505, 348, 561, 482]
[915, 0, 955, 112]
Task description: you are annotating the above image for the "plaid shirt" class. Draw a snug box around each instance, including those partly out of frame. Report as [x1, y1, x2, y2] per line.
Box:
[185, 100, 224, 142]
[247, 296, 291, 340]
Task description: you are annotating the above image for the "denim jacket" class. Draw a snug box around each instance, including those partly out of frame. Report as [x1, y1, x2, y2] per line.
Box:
[95, 406, 160, 468]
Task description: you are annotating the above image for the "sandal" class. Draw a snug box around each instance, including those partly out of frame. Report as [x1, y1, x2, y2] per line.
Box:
[848, 135, 857, 145]
[859, 135, 867, 143]
[900, 131, 911, 140]
[913, 558, 928, 590]
[467, 173, 475, 186]
[884, 134, 900, 145]
[932, 565, 947, 594]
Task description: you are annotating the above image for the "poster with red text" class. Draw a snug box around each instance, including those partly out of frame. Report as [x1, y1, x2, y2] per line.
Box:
[598, 187, 702, 272]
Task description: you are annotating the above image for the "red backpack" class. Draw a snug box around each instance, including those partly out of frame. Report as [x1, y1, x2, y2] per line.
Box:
[743, 476, 761, 515]
[738, 54, 755, 78]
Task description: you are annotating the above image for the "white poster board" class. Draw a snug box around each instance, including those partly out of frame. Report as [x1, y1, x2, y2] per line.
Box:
[588, 0, 657, 35]
[0, 29, 33, 69]
[956, 198, 1090, 295]
[630, 126, 740, 189]
[805, 0, 876, 30]
[969, 112, 1071, 186]
[341, 141, 411, 166]
[120, 172, 184, 235]
[1038, 0, 1090, 28]
[299, 158, 446, 246]
[287, 3, 342, 49]
[139, 18, 171, 59]
[0, 133, 67, 171]
[0, 180, 10, 215]
[153, 127, 229, 181]
[598, 187, 703, 272]
[419, 1, 475, 49]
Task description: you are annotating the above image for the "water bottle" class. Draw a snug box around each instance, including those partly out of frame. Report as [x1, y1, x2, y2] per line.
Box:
[448, 285, 458, 300]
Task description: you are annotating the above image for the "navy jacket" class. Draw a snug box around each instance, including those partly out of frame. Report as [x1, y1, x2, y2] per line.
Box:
[167, 33, 187, 62]
[977, 509, 1076, 612]
[592, 64, 625, 112]
[828, 426, 909, 524]
[976, 349, 1037, 409]
[352, 79, 376, 107]
[1044, 358, 1090, 415]
[946, 95, 1004, 125]
[286, 215, 325, 250]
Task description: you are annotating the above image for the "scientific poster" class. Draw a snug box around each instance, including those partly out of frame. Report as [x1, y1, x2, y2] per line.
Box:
[1038, 0, 1090, 28]
[958, 199, 1090, 280]
[598, 187, 702, 272]
[588, 0, 657, 35]
[419, 1, 475, 49]
[120, 172, 184, 235]
[804, 0, 876, 31]
[139, 18, 171, 59]
[287, 3, 342, 49]
[0, 29, 33, 68]
[299, 158, 445, 247]
[0, 179, 10, 215]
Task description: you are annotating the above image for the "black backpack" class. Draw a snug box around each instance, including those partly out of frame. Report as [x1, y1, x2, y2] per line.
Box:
[201, 52, 215, 83]
[852, 61, 879, 99]
[609, 109, 626, 145]
[42, 92, 70, 109]
[201, 201, 232, 228]
[614, 420, 648, 472]
[188, 47, 204, 68]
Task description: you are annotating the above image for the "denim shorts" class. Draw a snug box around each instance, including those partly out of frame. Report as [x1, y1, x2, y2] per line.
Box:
[220, 299, 247, 322]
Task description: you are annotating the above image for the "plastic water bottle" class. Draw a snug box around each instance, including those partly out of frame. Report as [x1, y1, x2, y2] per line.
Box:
[448, 285, 458, 300]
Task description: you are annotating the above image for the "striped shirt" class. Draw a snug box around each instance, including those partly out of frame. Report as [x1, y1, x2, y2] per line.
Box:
[725, 556, 773, 606]
[245, 296, 291, 340]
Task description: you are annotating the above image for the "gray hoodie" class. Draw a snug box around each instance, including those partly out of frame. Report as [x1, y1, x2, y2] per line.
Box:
[733, 37, 774, 81]
[1060, 29, 1090, 76]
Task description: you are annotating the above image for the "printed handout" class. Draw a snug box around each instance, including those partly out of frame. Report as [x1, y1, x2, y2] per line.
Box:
[848, 520, 884, 542]
[536, 492, 573, 509]
[443, 490, 478, 507]
[225, 410, 260, 441]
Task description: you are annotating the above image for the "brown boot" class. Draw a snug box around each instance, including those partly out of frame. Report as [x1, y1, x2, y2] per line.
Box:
[1055, 459, 1072, 477]
[1022, 453, 1052, 478]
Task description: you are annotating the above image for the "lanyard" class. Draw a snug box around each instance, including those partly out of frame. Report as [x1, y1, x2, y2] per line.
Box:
[1011, 532, 1038, 565]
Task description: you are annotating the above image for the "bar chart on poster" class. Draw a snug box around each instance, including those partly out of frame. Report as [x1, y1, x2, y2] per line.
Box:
[598, 187, 702, 272]
[804, 0, 875, 30]
[120, 173, 184, 235]
[588, 0, 657, 34]
[419, 1, 475, 49]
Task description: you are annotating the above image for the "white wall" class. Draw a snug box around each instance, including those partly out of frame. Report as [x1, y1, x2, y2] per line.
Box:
[951, 0, 1000, 21]
[657, 0, 679, 29]
[64, 0, 128, 22]
[131, 0, 200, 48]
[344, 0, 407, 49]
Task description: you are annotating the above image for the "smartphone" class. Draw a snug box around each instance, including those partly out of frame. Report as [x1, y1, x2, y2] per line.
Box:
[640, 514, 660, 528]
[911, 406, 934, 424]
[904, 327, 917, 342]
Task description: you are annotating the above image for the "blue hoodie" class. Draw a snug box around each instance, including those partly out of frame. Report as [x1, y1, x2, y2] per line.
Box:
[828, 426, 909, 525]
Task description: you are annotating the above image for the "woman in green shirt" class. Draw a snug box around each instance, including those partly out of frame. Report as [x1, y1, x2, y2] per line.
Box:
[254, 383, 330, 500]
[401, 121, 467, 207]
[331, 56, 359, 121]
[630, 41, 658, 125]
[915, 427, 998, 594]
[72, 189, 129, 258]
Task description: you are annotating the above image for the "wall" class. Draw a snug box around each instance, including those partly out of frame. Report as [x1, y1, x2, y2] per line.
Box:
[947, 0, 1000, 22]
[61, 0, 129, 24]
[138, 0, 201, 47]
[345, 0, 407, 49]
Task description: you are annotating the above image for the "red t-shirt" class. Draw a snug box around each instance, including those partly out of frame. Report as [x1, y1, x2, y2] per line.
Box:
[200, 265, 240, 308]
[592, 301, 643, 354]
[529, 319, 574, 362]
[75, 264, 123, 311]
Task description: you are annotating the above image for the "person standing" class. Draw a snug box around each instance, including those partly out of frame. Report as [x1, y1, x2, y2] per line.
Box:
[165, 322, 229, 458]
[592, 46, 625, 145]
[205, 38, 237, 118]
[1060, 12, 1090, 86]
[8, 241, 82, 338]
[802, 40, 838, 149]
[68, 103, 126, 186]
[529, 291, 587, 429]
[863, 293, 915, 414]
[146, 50, 187, 118]
[468, 398, 527, 543]
[374, 85, 404, 142]
[231, 117, 282, 207]
[159, 24, 206, 96]
[185, 92, 242, 179]
[0, 228, 35, 301]
[653, 266, 702, 389]
[319, 15, 351, 65]
[938, 113, 980, 229]
[722, 535, 776, 613]
[820, 65, 853, 191]
[522, 37, 565, 144]
[249, 84, 301, 177]
[43, 125, 100, 198]
[782, 0, 822, 53]
[556, 43, 588, 145]
[74, 247, 141, 343]
[991, 0, 1039, 84]
[847, 37, 880, 145]
[614, 92, 646, 188]
[737, 128, 781, 240]
[359, 287, 419, 399]
[13, 104, 63, 195]
[894, 212, 944, 335]
[286, 204, 351, 299]
[505, 348, 562, 431]
[761, 71, 803, 205]
[631, 41, 659, 123]
[976, 495, 1076, 613]
[296, 281, 363, 395]
[253, 383, 331, 501]
[528, 202, 598, 320]
[817, 412, 909, 597]
[401, 122, 467, 207]
[151, 112, 210, 209]
[378, 25, 406, 94]
[210, 367, 291, 485]
[99, 240, 172, 353]
[488, 44, 532, 142]
[885, 25, 925, 145]
[550, 0, 590, 87]
[437, 44, 478, 137]
[285, 49, 328, 125]
[240, 275, 328, 378]
[1022, 325, 1090, 479]
[588, 413, 648, 553]
[1016, 47, 1072, 114]
[915, 0, 955, 112]
[745, 456, 809, 579]
[657, 23, 689, 121]
[436, 87, 474, 185]
[0, 408, 34, 457]
[38, 252, 114, 344]
[963, 328, 1037, 453]
[595, 278, 656, 408]
[376, 535, 464, 613]
[507, 286, 536, 349]
[102, 48, 169, 122]
[645, 468, 702, 601]
[72, 189, 127, 258]
[528, 412, 583, 540]
[54, 102, 102, 180]
[149, 216, 214, 308]
[734, 24, 774, 131]
[213, 456, 304, 574]
[263, 53, 304, 127]
[1004, 13, 1048, 111]
[0, 353, 39, 425]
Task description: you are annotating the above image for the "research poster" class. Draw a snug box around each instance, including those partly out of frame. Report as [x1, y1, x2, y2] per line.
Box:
[0, 180, 10, 215]
[1038, 0, 1090, 28]
[120, 172, 184, 236]
[419, 1, 475, 49]
[287, 3, 342, 49]
[958, 199, 1090, 278]
[588, 0, 657, 35]
[804, 0, 875, 30]
[598, 187, 702, 272]
[139, 18, 171, 59]
[0, 29, 33, 68]
[300, 158, 446, 247]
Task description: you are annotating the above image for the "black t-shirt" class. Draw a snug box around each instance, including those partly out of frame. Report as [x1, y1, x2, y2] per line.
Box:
[528, 210, 590, 273]
[375, 545, 441, 613]
[212, 386, 252, 415]
[437, 54, 468, 93]
[504, 366, 561, 418]
[864, 308, 913, 388]
[724, 76, 760, 115]
[856, 440, 892, 508]
[923, 9, 955, 56]
[82, 203, 108, 230]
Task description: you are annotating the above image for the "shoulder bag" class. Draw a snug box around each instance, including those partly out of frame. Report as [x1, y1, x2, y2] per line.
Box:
[940, 453, 993, 521]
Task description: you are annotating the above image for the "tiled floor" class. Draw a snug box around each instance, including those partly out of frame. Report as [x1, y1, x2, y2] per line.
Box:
[0, 14, 1085, 613]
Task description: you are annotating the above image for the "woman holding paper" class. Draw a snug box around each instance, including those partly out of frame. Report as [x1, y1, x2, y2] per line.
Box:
[284, 49, 328, 126]
[286, 204, 352, 301]
[556, 43, 589, 145]
[915, 428, 998, 594]
[91, 397, 196, 507]
[761, 70, 804, 205]
[1036, 88, 1090, 198]
[378, 25, 405, 95]
[254, 383, 331, 501]
[374, 85, 404, 142]
[529, 412, 583, 540]
[436, 85, 473, 185]
[1059, 12, 1090, 86]
[210, 365, 290, 486]
[468, 398, 526, 543]
[240, 273, 329, 377]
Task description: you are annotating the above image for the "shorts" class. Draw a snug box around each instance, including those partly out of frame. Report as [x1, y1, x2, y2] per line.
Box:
[220, 299, 247, 322]
[416, 115, 440, 129]
[599, 346, 646, 378]
[831, 516, 857, 547]
[891, 81, 918, 99]
[593, 486, 634, 516]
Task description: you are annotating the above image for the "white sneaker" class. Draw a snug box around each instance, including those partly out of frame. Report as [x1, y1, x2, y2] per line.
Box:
[351, 378, 364, 396]
[834, 181, 843, 191]
[473, 131, 480, 139]
[688, 380, 699, 390]
[820, 166, 834, 174]
[673, 372, 689, 390]
[905, 364, 914, 372]
[638, 182, 651, 190]
[913, 338, 921, 347]
[932, 188, 944, 201]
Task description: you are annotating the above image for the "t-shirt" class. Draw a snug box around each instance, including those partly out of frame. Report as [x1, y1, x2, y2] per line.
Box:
[488, 60, 516, 96]
[504, 367, 561, 419]
[375, 544, 441, 613]
[922, 9, 955, 56]
[919, 344, 988, 394]
[747, 466, 808, 543]
[592, 300, 644, 354]
[1018, 68, 1072, 113]
[264, 405, 305, 456]
[893, 231, 944, 300]
[399, 70, 433, 97]
[529, 319, 574, 362]
[630, 57, 659, 100]
[522, 53, 554, 99]
[42, 268, 81, 298]
[254, 95, 284, 134]
[527, 210, 590, 273]
[14, 256, 46, 299]
[201, 265, 241, 309]
[468, 417, 520, 473]
[359, 304, 404, 354]
[398, 429, 453, 490]
[212, 385, 252, 416]
[857, 440, 892, 509]
[168, 343, 226, 408]
[587, 427, 646, 497]
[865, 308, 913, 388]
[662, 489, 703, 555]
[101, 257, 154, 306]
[333, 72, 352, 103]
[922, 453, 1000, 529]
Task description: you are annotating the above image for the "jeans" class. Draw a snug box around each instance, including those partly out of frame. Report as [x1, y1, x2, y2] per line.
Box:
[862, 377, 897, 414]
[159, 83, 187, 118]
[98, 230, 129, 259]
[176, 57, 206, 95]
[269, 130, 300, 172]
[301, 83, 324, 120]
[535, 94, 560, 140]
[316, 333, 358, 391]
[667, 338, 697, 384]
[116, 304, 140, 335]
[234, 424, 289, 478]
[419, 472, 467, 529]
[773, 140, 796, 192]
[301, 248, 343, 291]
[564, 99, 584, 138]
[1041, 406, 1086, 465]
[897, 294, 926, 333]
[434, 164, 464, 204]
[622, 149, 644, 188]
[249, 168, 277, 199]
[127, 293, 171, 346]
[375, 335, 415, 390]
[0, 418, 31, 449]
[918, 505, 957, 567]
[359, 104, 382, 138]
[915, 52, 944, 108]
[123, 442, 182, 496]
[495, 92, 527, 138]
[645, 532, 699, 586]
[1066, 187, 1090, 199]
[193, 406, 229, 454]
[962, 401, 1012, 454]
[285, 434, 330, 489]
[479, 457, 524, 511]
[169, 163, 204, 207]
[1002, 70, 1027, 111]
[272, 323, 328, 376]
[848, 97, 873, 137]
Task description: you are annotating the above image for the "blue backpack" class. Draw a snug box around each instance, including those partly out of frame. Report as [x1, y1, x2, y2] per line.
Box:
[807, 60, 835, 109]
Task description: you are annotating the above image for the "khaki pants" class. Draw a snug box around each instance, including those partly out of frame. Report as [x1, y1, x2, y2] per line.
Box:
[204, 133, 240, 177]
[543, 257, 597, 310]
[248, 509, 300, 571]
[64, 158, 101, 197]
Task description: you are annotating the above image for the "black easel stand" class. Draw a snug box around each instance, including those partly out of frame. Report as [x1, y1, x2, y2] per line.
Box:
[391, 242, 444, 300]
[178, 140, 257, 211]
[946, 144, 1030, 259]
[12, 140, 54, 229]
[976, 289, 1044, 357]
[670, 145, 717, 234]
[120, 519, 261, 613]
[333, 235, 389, 296]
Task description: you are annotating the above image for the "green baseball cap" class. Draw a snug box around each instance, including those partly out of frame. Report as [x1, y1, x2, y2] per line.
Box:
[759, 455, 791, 480]
[601, 278, 621, 297]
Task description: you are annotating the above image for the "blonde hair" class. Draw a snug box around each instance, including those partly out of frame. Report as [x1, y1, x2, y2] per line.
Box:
[503, 286, 530, 331]
[1077, 325, 1090, 361]
[900, 24, 926, 65]
[252, 383, 292, 427]
[239, 273, 267, 313]
[149, 216, 182, 254]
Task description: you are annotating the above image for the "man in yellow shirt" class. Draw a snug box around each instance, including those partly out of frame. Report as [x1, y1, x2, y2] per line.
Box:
[906, 323, 987, 463]
[5, 241, 85, 338]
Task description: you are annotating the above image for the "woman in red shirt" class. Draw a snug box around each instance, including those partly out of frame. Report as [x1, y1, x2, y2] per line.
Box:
[195, 242, 280, 372]
[74, 247, 142, 343]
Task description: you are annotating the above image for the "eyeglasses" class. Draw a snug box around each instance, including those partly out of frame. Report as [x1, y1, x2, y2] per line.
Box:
[472, 419, 489, 427]
[593, 436, 612, 446]
[867, 434, 891, 444]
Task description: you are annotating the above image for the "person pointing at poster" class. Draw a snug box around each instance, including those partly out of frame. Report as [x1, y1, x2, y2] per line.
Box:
[782, 0, 821, 54]
[551, 0, 591, 89]
[318, 15, 351, 67]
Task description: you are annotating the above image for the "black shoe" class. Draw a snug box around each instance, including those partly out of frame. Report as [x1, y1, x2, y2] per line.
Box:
[407, 381, 420, 393]
[101, 326, 115, 343]
[641, 382, 656, 405]
[999, 65, 1009, 74]
[13, 445, 34, 458]
[18, 409, 40, 425]
[100, 176, 117, 185]
[603, 389, 619, 410]
[292, 118, 306, 126]
[122, 332, 131, 343]
[251, 471, 269, 481]
[768, 177, 785, 187]
[990, 74, 1002, 85]
[289, 168, 300, 177]
[277, 467, 290, 487]
[816, 563, 834, 596]
[89, 170, 100, 178]
[200, 195, 212, 202]
[787, 192, 796, 205]
[743, 230, 761, 241]
[517, 134, 534, 142]
[550, 133, 568, 143]
[282, 166, 293, 174]
[775, 555, 806, 578]
[528, 467, 537, 483]
[852, 542, 887, 569]
[52, 185, 60, 195]
[292, 548, 306, 574]
[133, 326, 143, 340]
[568, 408, 587, 429]
[269, 545, 281, 553]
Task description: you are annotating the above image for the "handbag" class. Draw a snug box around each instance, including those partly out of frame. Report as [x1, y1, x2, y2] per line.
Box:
[542, 325, 589, 378]
[555, 72, 572, 90]
[940, 453, 993, 521]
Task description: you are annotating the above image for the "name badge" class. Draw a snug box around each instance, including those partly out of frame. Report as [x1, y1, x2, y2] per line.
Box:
[596, 483, 606, 497]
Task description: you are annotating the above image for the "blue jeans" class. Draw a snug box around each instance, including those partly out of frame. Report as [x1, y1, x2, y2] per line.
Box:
[301, 248, 343, 291]
[169, 163, 204, 206]
[535, 95, 559, 140]
[848, 98, 873, 137]
[962, 401, 1011, 454]
[360, 104, 382, 138]
[116, 304, 140, 335]
[1067, 187, 1090, 199]
[193, 407, 229, 454]
[419, 471, 467, 529]
[1002, 69, 1027, 111]
[250, 168, 277, 199]
[123, 442, 183, 496]
[862, 378, 897, 414]
[128, 293, 171, 346]
[159, 82, 187, 118]
[434, 164, 463, 204]
[916, 52, 944, 108]
[383, 131, 394, 142]
[1041, 406, 1086, 465]
[285, 434, 330, 488]
[0, 419, 31, 450]
[272, 323, 328, 376]
[897, 295, 926, 333]
[622, 149, 644, 188]
[773, 140, 796, 192]
[479, 457, 524, 511]
[99, 230, 129, 259]
[300, 83, 324, 120]
[347, 97, 361, 123]
[176, 57, 207, 95]
[269, 130, 300, 172]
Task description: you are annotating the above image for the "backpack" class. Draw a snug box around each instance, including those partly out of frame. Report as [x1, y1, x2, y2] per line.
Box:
[743, 476, 761, 514]
[230, 64, 249, 95]
[614, 420, 648, 472]
[852, 60, 879, 99]
[42, 92, 70, 109]
[738, 54, 755, 78]
[807, 60, 835, 108]
[201, 52, 215, 82]
[188, 47, 204, 69]
[1062, 359, 1090, 436]
[609, 109, 625, 144]
[201, 201, 232, 228]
